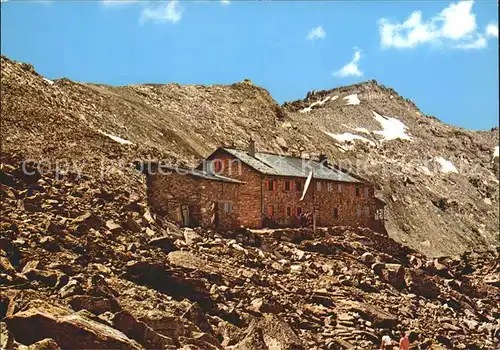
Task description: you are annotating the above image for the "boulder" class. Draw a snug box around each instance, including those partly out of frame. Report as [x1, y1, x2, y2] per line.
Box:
[21, 260, 40, 274]
[27, 338, 61, 350]
[178, 332, 222, 350]
[58, 278, 84, 298]
[1, 322, 15, 350]
[0, 256, 16, 275]
[123, 201, 143, 213]
[137, 314, 186, 341]
[184, 228, 202, 245]
[381, 264, 406, 290]
[436, 334, 453, 347]
[347, 302, 398, 328]
[167, 251, 213, 273]
[360, 252, 375, 264]
[406, 270, 440, 299]
[4, 301, 142, 349]
[110, 311, 176, 349]
[0, 293, 16, 320]
[310, 292, 335, 308]
[326, 338, 354, 349]
[247, 297, 284, 314]
[23, 268, 60, 287]
[371, 262, 385, 276]
[181, 302, 213, 334]
[40, 236, 59, 252]
[88, 275, 119, 298]
[217, 319, 245, 347]
[233, 227, 262, 247]
[163, 221, 185, 238]
[105, 220, 122, 234]
[433, 259, 453, 278]
[123, 217, 142, 233]
[0, 237, 21, 266]
[72, 212, 104, 233]
[483, 273, 500, 287]
[143, 210, 155, 225]
[145, 227, 156, 237]
[68, 295, 121, 315]
[148, 236, 176, 252]
[276, 136, 288, 149]
[231, 326, 267, 350]
[125, 260, 212, 309]
[409, 255, 423, 269]
[232, 315, 304, 349]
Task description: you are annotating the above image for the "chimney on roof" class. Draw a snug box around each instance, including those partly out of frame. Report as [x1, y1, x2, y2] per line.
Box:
[319, 153, 328, 166]
[248, 138, 256, 157]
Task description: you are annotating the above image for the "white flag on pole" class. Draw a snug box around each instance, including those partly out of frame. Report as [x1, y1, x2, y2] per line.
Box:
[300, 169, 313, 201]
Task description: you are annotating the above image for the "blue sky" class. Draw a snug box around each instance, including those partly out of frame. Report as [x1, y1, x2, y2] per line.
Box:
[1, 0, 498, 130]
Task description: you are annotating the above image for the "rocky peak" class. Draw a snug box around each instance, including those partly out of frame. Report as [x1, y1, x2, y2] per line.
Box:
[283, 79, 421, 116]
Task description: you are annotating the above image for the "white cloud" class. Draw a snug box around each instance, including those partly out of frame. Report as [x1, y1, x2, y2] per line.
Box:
[334, 49, 363, 78]
[379, 12, 438, 49]
[486, 23, 498, 38]
[455, 35, 487, 49]
[378, 0, 494, 50]
[439, 0, 476, 40]
[220, 0, 231, 5]
[140, 0, 183, 24]
[9, 0, 52, 4]
[307, 26, 326, 41]
[102, 0, 137, 5]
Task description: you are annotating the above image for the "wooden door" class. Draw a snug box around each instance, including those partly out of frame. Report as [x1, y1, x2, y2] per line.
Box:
[181, 205, 190, 226]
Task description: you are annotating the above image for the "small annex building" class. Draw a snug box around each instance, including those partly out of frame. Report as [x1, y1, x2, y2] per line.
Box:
[143, 164, 244, 230]
[143, 142, 386, 232]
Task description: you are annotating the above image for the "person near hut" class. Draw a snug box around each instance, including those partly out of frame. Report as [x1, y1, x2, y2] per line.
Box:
[399, 330, 410, 350]
[380, 335, 392, 350]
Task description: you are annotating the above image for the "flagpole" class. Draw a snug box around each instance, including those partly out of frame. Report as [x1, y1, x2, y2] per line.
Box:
[300, 169, 314, 232]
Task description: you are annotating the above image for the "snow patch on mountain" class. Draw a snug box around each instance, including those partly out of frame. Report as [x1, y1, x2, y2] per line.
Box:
[99, 130, 134, 145]
[494, 145, 499, 158]
[372, 112, 411, 142]
[435, 157, 458, 174]
[300, 95, 338, 113]
[343, 94, 360, 105]
[43, 78, 54, 85]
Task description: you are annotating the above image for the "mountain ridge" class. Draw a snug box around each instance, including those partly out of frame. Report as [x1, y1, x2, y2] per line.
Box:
[14, 55, 496, 132]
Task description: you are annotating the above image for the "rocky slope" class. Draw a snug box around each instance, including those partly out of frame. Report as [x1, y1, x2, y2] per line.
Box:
[1, 154, 499, 349]
[1, 55, 499, 349]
